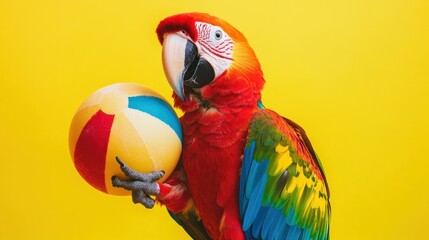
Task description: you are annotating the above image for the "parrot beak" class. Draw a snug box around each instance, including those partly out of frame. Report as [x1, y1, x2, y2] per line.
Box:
[161, 32, 215, 101]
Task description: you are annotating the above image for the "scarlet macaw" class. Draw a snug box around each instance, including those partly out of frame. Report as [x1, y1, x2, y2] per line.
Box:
[112, 13, 331, 240]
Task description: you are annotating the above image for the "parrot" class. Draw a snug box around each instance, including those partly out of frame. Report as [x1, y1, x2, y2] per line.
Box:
[111, 12, 331, 240]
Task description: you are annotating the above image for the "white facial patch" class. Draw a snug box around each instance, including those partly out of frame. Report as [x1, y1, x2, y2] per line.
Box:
[195, 22, 234, 78]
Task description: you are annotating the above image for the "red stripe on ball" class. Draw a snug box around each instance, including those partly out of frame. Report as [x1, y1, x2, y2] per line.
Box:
[74, 110, 114, 193]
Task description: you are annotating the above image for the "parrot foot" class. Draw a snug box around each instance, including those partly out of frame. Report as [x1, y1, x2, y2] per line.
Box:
[111, 156, 164, 209]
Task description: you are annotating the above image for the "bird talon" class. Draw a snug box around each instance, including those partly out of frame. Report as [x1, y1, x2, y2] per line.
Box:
[115, 156, 125, 167]
[111, 156, 162, 206]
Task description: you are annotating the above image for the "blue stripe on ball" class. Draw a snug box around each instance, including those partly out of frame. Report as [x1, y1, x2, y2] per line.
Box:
[128, 96, 182, 142]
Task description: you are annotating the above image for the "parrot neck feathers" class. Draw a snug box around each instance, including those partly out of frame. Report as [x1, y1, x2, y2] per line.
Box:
[174, 69, 264, 114]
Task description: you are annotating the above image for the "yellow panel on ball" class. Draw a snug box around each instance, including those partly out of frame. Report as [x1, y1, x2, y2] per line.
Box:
[69, 83, 182, 196]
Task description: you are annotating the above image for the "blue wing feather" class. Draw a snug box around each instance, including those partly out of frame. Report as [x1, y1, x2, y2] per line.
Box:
[245, 159, 268, 198]
[286, 225, 302, 240]
[240, 141, 256, 217]
[261, 207, 281, 239]
[251, 206, 269, 238]
[243, 168, 267, 230]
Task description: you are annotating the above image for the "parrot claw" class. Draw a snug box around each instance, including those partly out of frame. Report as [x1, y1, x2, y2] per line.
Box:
[115, 156, 165, 182]
[132, 190, 155, 208]
[111, 156, 164, 209]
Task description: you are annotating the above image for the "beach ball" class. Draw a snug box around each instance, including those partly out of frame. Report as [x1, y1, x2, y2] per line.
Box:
[69, 83, 182, 195]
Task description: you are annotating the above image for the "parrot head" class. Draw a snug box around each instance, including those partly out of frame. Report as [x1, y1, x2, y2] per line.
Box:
[156, 13, 265, 108]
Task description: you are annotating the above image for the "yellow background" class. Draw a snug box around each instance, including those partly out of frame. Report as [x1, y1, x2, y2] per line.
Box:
[1, 0, 428, 239]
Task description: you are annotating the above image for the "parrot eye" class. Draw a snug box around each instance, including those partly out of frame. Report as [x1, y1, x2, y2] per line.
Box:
[214, 30, 223, 40]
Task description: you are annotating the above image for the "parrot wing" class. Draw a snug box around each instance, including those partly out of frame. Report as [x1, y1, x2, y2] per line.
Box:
[240, 108, 331, 240]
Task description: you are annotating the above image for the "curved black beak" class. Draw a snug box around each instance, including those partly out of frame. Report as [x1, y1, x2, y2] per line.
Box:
[162, 32, 215, 101]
